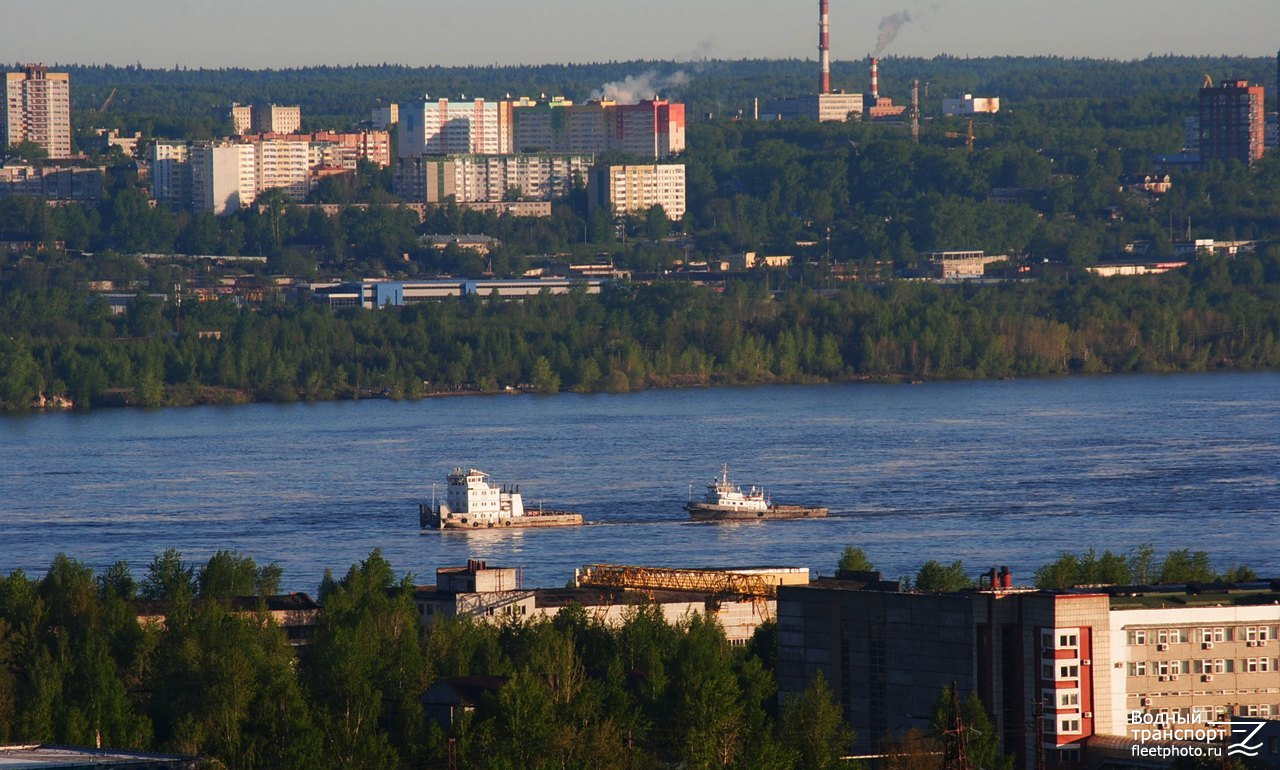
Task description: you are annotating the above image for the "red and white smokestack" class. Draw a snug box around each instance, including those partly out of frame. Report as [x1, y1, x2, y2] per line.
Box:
[819, 0, 831, 94]
[869, 56, 879, 101]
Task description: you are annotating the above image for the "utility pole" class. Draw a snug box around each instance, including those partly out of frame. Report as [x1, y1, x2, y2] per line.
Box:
[911, 79, 920, 144]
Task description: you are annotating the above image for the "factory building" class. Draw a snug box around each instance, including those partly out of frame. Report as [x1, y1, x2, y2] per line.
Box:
[943, 94, 1001, 116]
[409, 560, 808, 644]
[777, 572, 1280, 769]
[761, 0, 867, 122]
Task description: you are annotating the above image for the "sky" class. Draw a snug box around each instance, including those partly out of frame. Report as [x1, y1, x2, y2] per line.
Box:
[5, 0, 1280, 69]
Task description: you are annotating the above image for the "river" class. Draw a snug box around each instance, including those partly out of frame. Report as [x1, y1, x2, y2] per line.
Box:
[2, 372, 1277, 592]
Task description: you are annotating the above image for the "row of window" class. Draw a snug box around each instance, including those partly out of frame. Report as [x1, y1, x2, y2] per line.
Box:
[1129, 658, 1277, 676]
[1128, 626, 1277, 645]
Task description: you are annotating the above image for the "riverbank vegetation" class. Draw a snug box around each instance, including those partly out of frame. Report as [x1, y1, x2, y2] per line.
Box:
[2, 248, 1279, 410]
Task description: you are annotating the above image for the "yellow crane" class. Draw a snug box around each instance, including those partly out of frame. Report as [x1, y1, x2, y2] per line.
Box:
[944, 118, 975, 153]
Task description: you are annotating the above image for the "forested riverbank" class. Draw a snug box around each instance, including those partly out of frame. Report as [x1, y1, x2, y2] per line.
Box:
[2, 249, 1279, 411]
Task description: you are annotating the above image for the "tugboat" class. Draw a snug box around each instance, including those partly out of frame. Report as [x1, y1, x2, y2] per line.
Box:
[421, 468, 583, 530]
[685, 464, 828, 522]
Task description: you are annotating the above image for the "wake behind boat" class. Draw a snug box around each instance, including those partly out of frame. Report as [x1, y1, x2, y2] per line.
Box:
[685, 465, 828, 522]
[421, 467, 583, 530]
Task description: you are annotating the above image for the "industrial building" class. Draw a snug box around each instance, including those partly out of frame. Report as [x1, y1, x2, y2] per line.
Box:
[1199, 78, 1266, 166]
[3, 64, 72, 158]
[306, 277, 606, 309]
[410, 560, 808, 644]
[587, 163, 686, 221]
[762, 0, 865, 122]
[777, 571, 1280, 769]
[943, 94, 1001, 116]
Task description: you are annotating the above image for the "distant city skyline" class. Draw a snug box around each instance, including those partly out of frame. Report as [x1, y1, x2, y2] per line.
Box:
[6, 0, 1280, 69]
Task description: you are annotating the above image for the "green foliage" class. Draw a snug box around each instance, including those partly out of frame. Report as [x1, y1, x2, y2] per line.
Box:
[778, 669, 853, 770]
[914, 560, 974, 592]
[1034, 546, 1247, 589]
[837, 546, 874, 574]
[930, 684, 1013, 770]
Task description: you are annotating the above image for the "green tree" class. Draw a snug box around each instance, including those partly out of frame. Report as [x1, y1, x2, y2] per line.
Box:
[778, 669, 853, 770]
[914, 560, 973, 592]
[837, 547, 875, 574]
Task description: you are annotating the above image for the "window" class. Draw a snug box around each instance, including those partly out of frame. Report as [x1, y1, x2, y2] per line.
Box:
[1060, 691, 1080, 707]
[1060, 632, 1079, 648]
[1060, 664, 1079, 679]
[1129, 630, 1147, 645]
[1059, 717, 1081, 734]
[1042, 663, 1055, 680]
[1129, 662, 1147, 676]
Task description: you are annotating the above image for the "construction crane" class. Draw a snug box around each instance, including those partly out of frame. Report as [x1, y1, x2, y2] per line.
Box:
[944, 119, 976, 153]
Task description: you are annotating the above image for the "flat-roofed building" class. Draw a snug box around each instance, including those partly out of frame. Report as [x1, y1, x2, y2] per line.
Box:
[252, 137, 310, 201]
[588, 163, 686, 221]
[1200, 79, 1266, 165]
[191, 141, 257, 215]
[399, 98, 502, 156]
[3, 65, 72, 158]
[943, 94, 1001, 116]
[762, 92, 863, 123]
[252, 104, 301, 135]
[394, 153, 592, 204]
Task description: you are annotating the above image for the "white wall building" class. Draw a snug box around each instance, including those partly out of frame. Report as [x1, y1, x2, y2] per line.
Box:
[151, 141, 191, 207]
[191, 141, 256, 215]
[253, 137, 310, 201]
[399, 99, 502, 157]
[942, 94, 1000, 116]
[394, 153, 592, 204]
[588, 163, 686, 221]
[3, 65, 72, 158]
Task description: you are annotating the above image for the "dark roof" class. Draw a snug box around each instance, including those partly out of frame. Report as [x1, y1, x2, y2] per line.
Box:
[533, 587, 716, 609]
[420, 675, 507, 706]
[132, 593, 320, 617]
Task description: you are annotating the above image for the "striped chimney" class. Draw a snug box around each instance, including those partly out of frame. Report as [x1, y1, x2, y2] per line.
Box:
[869, 56, 879, 101]
[819, 0, 831, 94]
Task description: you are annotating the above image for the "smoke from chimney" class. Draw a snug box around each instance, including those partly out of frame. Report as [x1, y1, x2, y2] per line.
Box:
[873, 10, 912, 56]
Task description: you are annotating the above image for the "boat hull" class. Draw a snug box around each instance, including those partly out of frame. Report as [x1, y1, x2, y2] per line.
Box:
[420, 504, 583, 530]
[686, 503, 829, 522]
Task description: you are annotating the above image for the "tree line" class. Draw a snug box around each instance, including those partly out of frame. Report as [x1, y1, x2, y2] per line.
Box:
[3, 246, 1280, 410]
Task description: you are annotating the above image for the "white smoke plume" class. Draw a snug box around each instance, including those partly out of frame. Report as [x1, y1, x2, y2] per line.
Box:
[590, 69, 690, 104]
[873, 11, 912, 56]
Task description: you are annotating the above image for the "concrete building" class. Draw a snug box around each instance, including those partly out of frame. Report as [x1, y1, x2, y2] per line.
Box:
[614, 100, 686, 156]
[409, 560, 806, 644]
[371, 103, 399, 130]
[399, 98, 503, 156]
[308, 277, 606, 309]
[252, 137, 310, 201]
[922, 250, 1009, 279]
[191, 141, 257, 215]
[588, 163, 686, 221]
[230, 103, 253, 134]
[394, 153, 592, 205]
[252, 104, 301, 134]
[3, 65, 72, 158]
[0, 163, 103, 200]
[1199, 79, 1266, 165]
[777, 573, 1280, 770]
[943, 94, 1001, 116]
[762, 93, 864, 123]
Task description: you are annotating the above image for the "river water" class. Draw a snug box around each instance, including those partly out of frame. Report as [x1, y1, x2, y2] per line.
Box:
[2, 372, 1277, 593]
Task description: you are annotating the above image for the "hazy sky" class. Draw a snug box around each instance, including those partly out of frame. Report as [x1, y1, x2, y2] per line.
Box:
[6, 0, 1279, 69]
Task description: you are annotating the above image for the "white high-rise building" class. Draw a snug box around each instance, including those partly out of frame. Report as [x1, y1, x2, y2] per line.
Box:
[399, 99, 502, 156]
[587, 163, 686, 221]
[191, 141, 256, 215]
[253, 138, 310, 201]
[151, 141, 191, 207]
[3, 65, 72, 158]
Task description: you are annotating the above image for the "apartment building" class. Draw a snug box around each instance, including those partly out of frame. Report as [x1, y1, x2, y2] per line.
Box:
[508, 97, 685, 157]
[253, 137, 310, 201]
[191, 141, 256, 215]
[3, 65, 72, 158]
[777, 573, 1280, 770]
[399, 99, 502, 156]
[1200, 79, 1266, 165]
[151, 141, 191, 207]
[587, 163, 686, 220]
[252, 104, 301, 135]
[393, 153, 592, 204]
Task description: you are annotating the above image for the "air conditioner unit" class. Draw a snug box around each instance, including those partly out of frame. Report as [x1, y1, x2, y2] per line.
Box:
[1202, 675, 1214, 682]
[1081, 659, 1092, 666]
[1157, 643, 1169, 651]
[1247, 640, 1259, 647]
[1115, 662, 1124, 669]
[1169, 675, 1179, 681]
[1158, 675, 1168, 681]
[1084, 711, 1093, 719]
[1203, 642, 1214, 650]
[1143, 697, 1153, 706]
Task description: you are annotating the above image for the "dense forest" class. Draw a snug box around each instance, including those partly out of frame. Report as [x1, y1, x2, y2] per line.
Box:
[0, 545, 1253, 768]
[4, 55, 1280, 410]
